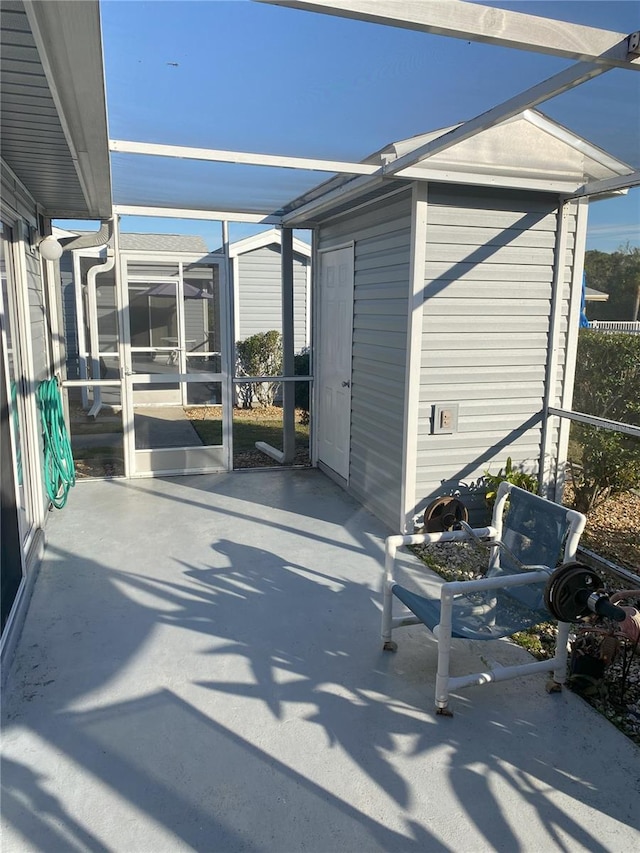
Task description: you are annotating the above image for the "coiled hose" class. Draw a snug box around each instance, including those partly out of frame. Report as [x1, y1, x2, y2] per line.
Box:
[37, 378, 75, 508]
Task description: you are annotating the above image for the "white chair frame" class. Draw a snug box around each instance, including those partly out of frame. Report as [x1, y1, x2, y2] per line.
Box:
[381, 482, 587, 714]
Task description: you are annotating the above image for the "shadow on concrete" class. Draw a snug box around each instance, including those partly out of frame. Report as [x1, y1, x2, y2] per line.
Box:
[2, 472, 638, 851]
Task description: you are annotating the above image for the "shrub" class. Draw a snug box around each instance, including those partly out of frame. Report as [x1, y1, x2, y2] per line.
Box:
[294, 348, 310, 425]
[569, 330, 640, 513]
[483, 456, 538, 508]
[236, 330, 282, 408]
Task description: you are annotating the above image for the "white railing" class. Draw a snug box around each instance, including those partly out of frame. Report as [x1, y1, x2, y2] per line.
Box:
[589, 320, 640, 334]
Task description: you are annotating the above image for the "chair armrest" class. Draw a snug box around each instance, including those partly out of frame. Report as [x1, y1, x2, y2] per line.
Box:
[383, 527, 497, 586]
[441, 567, 551, 599]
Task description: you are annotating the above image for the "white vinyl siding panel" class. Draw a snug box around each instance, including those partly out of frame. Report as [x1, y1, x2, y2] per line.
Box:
[236, 245, 308, 352]
[26, 250, 48, 384]
[415, 186, 574, 524]
[318, 190, 412, 530]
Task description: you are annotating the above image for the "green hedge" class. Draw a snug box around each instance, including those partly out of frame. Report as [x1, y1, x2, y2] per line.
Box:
[569, 330, 640, 512]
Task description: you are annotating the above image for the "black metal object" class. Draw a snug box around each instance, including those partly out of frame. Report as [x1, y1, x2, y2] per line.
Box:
[544, 562, 627, 622]
[422, 496, 468, 532]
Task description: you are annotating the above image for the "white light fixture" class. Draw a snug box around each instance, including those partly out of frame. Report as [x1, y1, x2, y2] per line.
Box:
[38, 235, 63, 261]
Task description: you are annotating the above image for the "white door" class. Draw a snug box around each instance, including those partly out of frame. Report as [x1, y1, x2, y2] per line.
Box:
[317, 246, 354, 480]
[121, 257, 231, 476]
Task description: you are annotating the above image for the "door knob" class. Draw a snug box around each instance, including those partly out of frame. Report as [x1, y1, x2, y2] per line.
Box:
[341, 380, 351, 388]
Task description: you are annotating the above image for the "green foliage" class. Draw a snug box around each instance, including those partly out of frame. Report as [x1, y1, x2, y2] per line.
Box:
[294, 348, 310, 425]
[584, 243, 640, 322]
[235, 330, 282, 408]
[569, 330, 640, 513]
[572, 330, 640, 422]
[483, 456, 538, 508]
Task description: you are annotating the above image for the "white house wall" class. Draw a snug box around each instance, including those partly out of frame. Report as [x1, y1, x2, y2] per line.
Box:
[1, 157, 51, 658]
[1, 163, 50, 523]
[317, 189, 413, 531]
[414, 184, 578, 524]
[236, 244, 309, 352]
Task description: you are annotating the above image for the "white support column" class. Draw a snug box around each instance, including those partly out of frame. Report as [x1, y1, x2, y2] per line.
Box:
[221, 221, 234, 471]
[113, 215, 134, 478]
[554, 198, 589, 502]
[281, 227, 296, 465]
[400, 182, 428, 533]
[540, 200, 571, 496]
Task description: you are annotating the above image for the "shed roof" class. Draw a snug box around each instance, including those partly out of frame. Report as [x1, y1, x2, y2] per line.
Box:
[584, 286, 609, 302]
[228, 228, 311, 259]
[118, 233, 210, 254]
[282, 109, 634, 225]
[0, 0, 111, 219]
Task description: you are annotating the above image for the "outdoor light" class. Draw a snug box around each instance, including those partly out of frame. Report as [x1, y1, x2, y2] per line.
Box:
[38, 235, 63, 261]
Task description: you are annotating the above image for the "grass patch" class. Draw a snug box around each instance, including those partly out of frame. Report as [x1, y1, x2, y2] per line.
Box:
[187, 405, 310, 465]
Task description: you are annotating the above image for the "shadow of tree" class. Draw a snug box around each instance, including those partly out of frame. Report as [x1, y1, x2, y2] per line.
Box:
[2, 473, 638, 852]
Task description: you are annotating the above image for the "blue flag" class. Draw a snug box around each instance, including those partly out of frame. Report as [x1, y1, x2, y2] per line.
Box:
[579, 272, 589, 328]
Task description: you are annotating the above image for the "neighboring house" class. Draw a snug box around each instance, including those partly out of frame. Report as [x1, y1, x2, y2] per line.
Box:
[282, 110, 633, 531]
[585, 286, 609, 303]
[229, 229, 311, 352]
[60, 229, 311, 391]
[59, 232, 211, 382]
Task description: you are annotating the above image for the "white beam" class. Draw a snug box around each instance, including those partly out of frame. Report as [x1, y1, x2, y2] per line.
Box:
[257, 1, 640, 71]
[568, 170, 640, 199]
[109, 139, 378, 176]
[113, 205, 282, 224]
[385, 52, 624, 177]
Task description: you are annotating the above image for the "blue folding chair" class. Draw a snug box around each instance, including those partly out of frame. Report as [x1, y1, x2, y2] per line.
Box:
[382, 482, 586, 714]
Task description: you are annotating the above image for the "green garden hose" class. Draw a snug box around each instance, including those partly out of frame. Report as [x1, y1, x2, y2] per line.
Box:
[37, 378, 75, 508]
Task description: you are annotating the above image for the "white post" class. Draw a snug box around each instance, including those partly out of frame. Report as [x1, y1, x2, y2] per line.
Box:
[281, 227, 296, 464]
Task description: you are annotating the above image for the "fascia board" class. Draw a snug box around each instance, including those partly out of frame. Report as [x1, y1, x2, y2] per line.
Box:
[24, 0, 112, 218]
[523, 110, 634, 176]
[282, 166, 585, 225]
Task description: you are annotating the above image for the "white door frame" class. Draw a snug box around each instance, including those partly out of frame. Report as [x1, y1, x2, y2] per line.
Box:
[118, 249, 232, 477]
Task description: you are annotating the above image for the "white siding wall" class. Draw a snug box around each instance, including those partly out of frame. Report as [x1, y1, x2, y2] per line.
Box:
[317, 190, 412, 531]
[1, 161, 50, 525]
[236, 245, 308, 352]
[414, 185, 577, 524]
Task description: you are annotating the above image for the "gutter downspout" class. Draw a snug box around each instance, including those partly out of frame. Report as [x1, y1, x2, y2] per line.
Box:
[86, 244, 115, 418]
[62, 220, 115, 418]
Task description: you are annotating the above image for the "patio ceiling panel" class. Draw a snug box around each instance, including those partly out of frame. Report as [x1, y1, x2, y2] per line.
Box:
[110, 153, 329, 217]
[98, 1, 639, 228]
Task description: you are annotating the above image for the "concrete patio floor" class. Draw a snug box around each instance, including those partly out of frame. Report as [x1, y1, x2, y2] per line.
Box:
[1, 469, 638, 852]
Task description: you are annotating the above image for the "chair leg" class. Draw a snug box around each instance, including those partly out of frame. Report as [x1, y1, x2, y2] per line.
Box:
[434, 589, 454, 715]
[381, 582, 397, 651]
[547, 620, 571, 693]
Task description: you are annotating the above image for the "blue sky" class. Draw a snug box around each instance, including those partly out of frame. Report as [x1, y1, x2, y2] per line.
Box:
[61, 0, 639, 251]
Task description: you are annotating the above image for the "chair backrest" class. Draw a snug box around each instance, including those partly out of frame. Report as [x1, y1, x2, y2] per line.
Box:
[487, 482, 587, 612]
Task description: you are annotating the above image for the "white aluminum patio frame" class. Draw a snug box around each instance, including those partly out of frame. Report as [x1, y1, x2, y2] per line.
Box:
[104, 0, 640, 489]
[258, 1, 640, 70]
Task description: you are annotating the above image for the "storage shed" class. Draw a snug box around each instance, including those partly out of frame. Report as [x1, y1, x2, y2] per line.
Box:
[282, 110, 634, 532]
